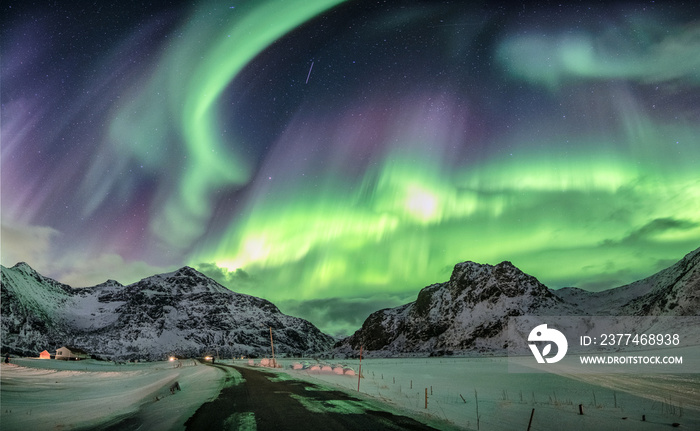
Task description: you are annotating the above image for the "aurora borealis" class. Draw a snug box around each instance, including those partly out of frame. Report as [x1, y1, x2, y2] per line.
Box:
[2, 1, 699, 336]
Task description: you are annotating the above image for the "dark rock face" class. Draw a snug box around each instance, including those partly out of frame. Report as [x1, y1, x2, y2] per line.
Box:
[1, 264, 334, 360]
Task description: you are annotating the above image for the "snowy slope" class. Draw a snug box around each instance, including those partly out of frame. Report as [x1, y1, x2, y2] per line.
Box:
[552, 247, 700, 315]
[1, 264, 334, 359]
[0, 263, 76, 354]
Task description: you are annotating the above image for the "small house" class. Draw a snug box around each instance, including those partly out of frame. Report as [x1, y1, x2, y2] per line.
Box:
[39, 350, 51, 359]
[55, 346, 89, 361]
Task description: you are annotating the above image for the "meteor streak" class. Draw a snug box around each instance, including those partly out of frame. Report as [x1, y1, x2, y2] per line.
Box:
[305, 61, 314, 84]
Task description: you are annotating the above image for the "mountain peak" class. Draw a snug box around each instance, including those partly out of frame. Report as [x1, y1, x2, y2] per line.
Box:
[11, 261, 38, 274]
[339, 258, 569, 355]
[173, 266, 204, 278]
[131, 265, 230, 295]
[448, 259, 549, 299]
[93, 279, 124, 289]
[7, 262, 65, 290]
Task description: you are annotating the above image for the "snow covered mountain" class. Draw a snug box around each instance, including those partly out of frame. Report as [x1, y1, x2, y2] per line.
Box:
[1, 264, 334, 360]
[337, 260, 578, 356]
[337, 247, 700, 356]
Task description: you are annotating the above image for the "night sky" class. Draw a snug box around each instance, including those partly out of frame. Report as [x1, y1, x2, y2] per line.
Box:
[2, 0, 699, 336]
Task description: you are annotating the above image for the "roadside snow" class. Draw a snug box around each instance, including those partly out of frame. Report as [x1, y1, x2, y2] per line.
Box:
[1, 358, 222, 430]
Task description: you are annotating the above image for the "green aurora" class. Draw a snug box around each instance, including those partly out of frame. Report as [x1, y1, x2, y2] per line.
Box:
[2, 0, 699, 335]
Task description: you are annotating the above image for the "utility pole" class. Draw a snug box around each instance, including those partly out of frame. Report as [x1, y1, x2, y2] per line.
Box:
[269, 327, 276, 368]
[357, 345, 363, 392]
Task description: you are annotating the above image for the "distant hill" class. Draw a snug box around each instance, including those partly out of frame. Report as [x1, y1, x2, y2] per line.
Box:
[552, 247, 700, 316]
[336, 247, 700, 356]
[1, 264, 335, 360]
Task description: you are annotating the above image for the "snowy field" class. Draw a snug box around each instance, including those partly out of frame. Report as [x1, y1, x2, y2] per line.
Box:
[272, 356, 700, 431]
[2, 356, 699, 430]
[1, 358, 222, 430]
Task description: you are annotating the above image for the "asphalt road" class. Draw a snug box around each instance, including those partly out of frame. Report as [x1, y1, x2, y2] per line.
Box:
[184, 363, 443, 431]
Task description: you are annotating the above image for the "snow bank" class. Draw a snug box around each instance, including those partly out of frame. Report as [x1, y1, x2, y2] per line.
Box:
[1, 358, 222, 430]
